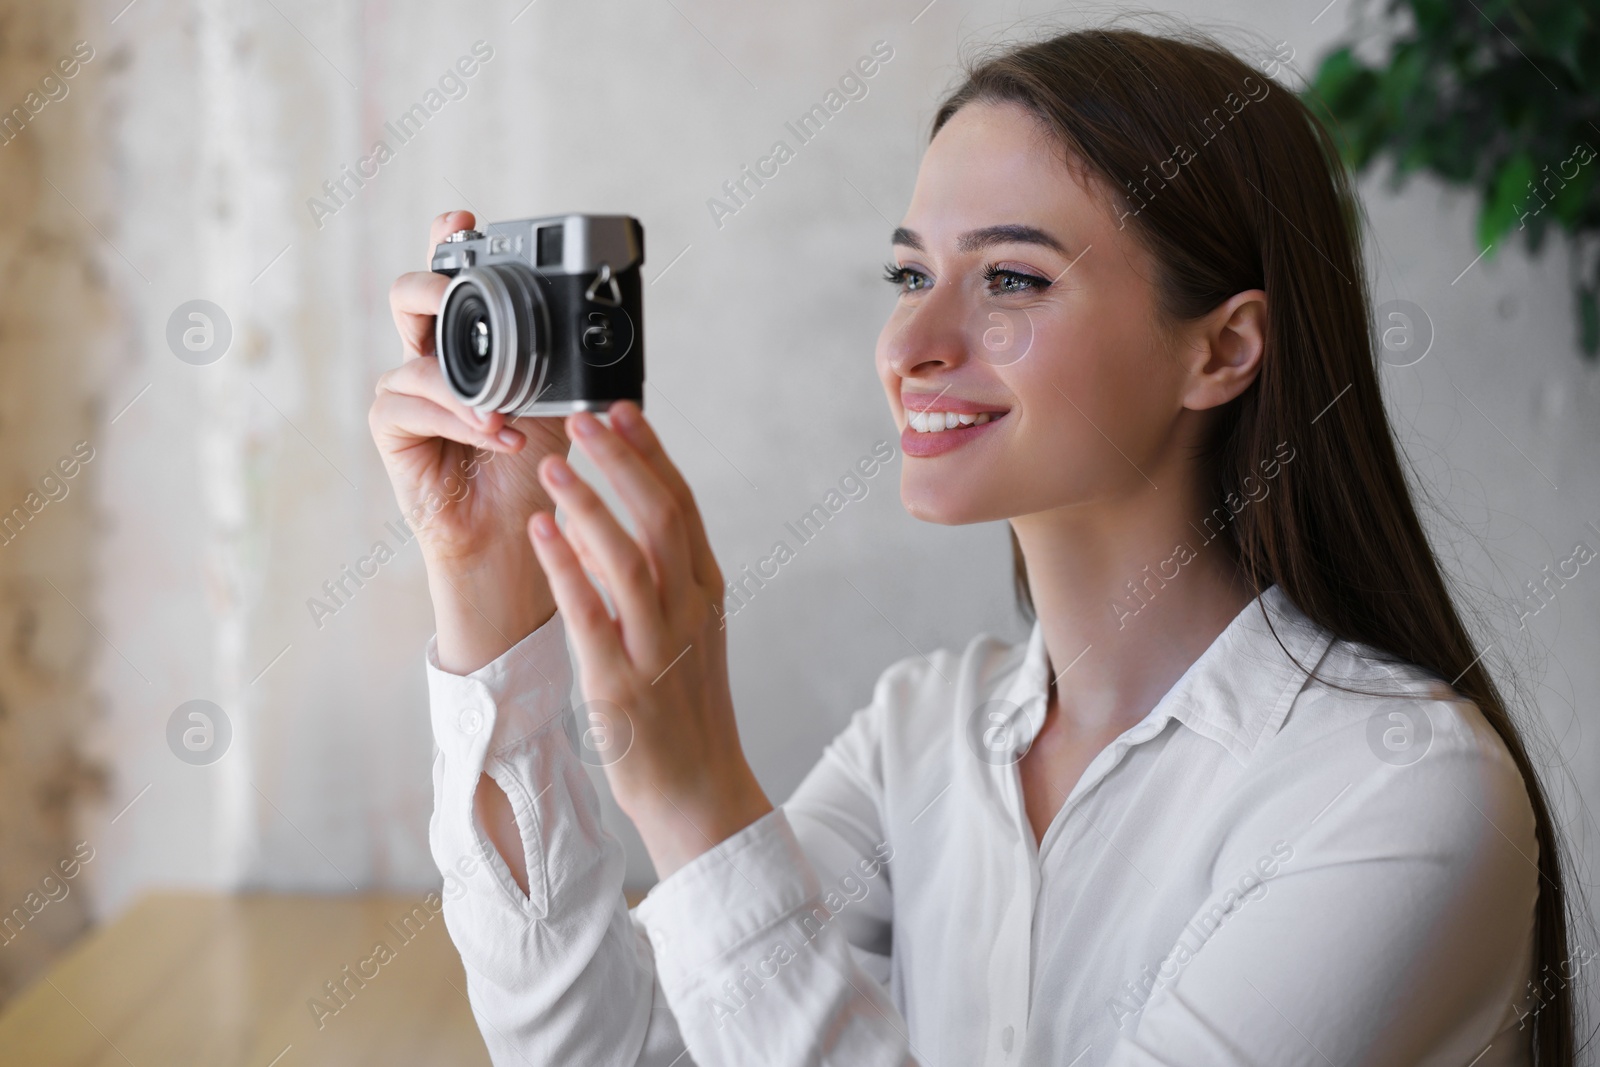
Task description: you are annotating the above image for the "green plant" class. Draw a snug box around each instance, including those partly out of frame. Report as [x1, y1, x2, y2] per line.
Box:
[1301, 0, 1600, 357]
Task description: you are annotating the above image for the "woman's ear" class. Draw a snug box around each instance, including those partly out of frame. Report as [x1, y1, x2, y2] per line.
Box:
[1179, 289, 1267, 412]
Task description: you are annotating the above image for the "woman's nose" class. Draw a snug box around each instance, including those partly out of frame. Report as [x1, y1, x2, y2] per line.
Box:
[882, 290, 970, 378]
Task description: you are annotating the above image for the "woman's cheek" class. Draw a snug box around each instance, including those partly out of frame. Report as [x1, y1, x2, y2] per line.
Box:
[1011, 328, 1138, 482]
[1038, 318, 1140, 423]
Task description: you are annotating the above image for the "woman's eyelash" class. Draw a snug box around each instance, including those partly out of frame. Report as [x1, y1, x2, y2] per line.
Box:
[981, 264, 1052, 291]
[882, 262, 923, 288]
[881, 261, 1052, 293]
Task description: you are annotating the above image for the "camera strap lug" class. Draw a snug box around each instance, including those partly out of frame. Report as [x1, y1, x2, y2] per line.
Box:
[585, 262, 623, 307]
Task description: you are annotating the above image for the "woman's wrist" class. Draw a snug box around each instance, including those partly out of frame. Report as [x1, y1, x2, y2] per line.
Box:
[625, 768, 774, 881]
[427, 542, 556, 675]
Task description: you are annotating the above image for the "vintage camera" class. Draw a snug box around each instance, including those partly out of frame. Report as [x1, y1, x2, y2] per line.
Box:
[431, 214, 644, 415]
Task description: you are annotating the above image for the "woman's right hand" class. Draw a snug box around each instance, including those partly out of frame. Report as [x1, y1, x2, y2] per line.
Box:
[370, 209, 572, 672]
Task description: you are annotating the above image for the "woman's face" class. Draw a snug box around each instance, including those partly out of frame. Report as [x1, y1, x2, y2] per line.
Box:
[876, 99, 1204, 526]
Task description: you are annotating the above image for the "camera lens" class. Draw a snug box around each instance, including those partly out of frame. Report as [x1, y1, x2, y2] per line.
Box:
[442, 290, 493, 394]
[437, 263, 549, 413]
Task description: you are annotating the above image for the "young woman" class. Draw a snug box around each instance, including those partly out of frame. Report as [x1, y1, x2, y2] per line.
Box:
[370, 25, 1576, 1067]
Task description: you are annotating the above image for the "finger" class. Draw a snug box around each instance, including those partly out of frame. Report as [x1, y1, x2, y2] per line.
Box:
[389, 270, 453, 361]
[377, 354, 500, 434]
[527, 510, 630, 678]
[567, 412, 694, 618]
[536, 454, 666, 649]
[550, 496, 650, 622]
[606, 401, 723, 592]
[560, 522, 616, 609]
[559, 518, 605, 583]
[369, 393, 522, 456]
[428, 209, 476, 262]
[391, 209, 473, 362]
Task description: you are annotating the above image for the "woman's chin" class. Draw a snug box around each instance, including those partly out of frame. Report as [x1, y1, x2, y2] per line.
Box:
[900, 484, 992, 526]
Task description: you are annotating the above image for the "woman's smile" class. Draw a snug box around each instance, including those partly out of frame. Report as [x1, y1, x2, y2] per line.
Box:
[899, 389, 1011, 457]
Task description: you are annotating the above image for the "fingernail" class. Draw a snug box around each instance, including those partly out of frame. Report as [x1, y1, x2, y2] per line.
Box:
[571, 412, 600, 437]
[544, 457, 574, 485]
[530, 512, 556, 539]
[471, 407, 493, 426]
[611, 402, 639, 431]
[496, 428, 522, 447]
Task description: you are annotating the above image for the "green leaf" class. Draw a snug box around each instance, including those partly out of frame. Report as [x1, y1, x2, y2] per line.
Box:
[1477, 150, 1535, 256]
[1550, 149, 1596, 226]
[1380, 42, 1428, 118]
[1309, 47, 1377, 113]
[1302, 49, 1383, 168]
[1410, 0, 1452, 33]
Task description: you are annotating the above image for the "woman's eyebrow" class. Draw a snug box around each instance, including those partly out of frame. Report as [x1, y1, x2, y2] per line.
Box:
[891, 224, 1069, 255]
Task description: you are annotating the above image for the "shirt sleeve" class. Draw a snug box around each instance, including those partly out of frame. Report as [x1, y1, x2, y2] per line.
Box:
[1104, 691, 1541, 1067]
[426, 610, 688, 1066]
[426, 610, 916, 1067]
[631, 687, 912, 1066]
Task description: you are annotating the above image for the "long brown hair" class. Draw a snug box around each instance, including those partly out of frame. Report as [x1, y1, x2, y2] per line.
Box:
[934, 22, 1584, 1064]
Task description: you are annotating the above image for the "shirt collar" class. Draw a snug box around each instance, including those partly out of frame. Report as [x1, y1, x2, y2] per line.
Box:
[994, 583, 1336, 763]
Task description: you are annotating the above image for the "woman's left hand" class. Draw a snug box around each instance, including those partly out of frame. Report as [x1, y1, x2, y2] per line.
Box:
[527, 400, 773, 879]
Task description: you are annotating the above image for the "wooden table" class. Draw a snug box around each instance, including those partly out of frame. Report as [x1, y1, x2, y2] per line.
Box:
[0, 890, 639, 1066]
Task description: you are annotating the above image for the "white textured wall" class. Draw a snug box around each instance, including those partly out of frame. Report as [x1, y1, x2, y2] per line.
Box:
[1, 0, 1588, 1018]
[0, 0, 114, 1004]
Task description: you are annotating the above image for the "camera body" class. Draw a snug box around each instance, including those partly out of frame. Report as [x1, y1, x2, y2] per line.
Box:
[431, 214, 644, 415]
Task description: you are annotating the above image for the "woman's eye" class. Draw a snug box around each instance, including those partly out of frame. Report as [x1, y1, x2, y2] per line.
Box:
[883, 262, 931, 292]
[982, 265, 1051, 294]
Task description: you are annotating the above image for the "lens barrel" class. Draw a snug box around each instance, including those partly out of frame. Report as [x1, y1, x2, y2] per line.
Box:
[437, 263, 549, 413]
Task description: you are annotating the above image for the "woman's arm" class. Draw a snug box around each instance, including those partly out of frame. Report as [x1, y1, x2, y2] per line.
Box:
[426, 601, 911, 1065]
[427, 610, 685, 1064]
[373, 209, 684, 1062]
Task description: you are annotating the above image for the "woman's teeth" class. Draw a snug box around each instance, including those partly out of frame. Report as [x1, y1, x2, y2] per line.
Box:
[907, 410, 996, 433]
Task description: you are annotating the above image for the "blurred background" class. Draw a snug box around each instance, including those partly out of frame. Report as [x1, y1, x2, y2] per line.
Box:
[0, 0, 1596, 1059]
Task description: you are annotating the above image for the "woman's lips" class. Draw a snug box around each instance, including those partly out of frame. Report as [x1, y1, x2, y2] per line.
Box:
[901, 392, 1008, 415]
[900, 410, 1008, 458]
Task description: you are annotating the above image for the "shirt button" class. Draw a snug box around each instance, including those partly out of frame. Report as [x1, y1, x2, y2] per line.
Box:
[458, 706, 485, 735]
[1001, 1025, 1014, 1053]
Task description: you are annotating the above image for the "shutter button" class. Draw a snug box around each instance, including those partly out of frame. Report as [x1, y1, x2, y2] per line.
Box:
[1001, 1025, 1014, 1053]
[458, 706, 485, 735]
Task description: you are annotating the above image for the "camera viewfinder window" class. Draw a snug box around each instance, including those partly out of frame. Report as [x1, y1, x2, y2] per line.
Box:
[536, 225, 564, 268]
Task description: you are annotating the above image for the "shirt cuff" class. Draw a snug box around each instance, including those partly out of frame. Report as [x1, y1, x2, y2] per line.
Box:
[631, 807, 820, 989]
[424, 610, 574, 766]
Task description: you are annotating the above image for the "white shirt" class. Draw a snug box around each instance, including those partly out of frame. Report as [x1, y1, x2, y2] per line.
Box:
[425, 583, 1539, 1066]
